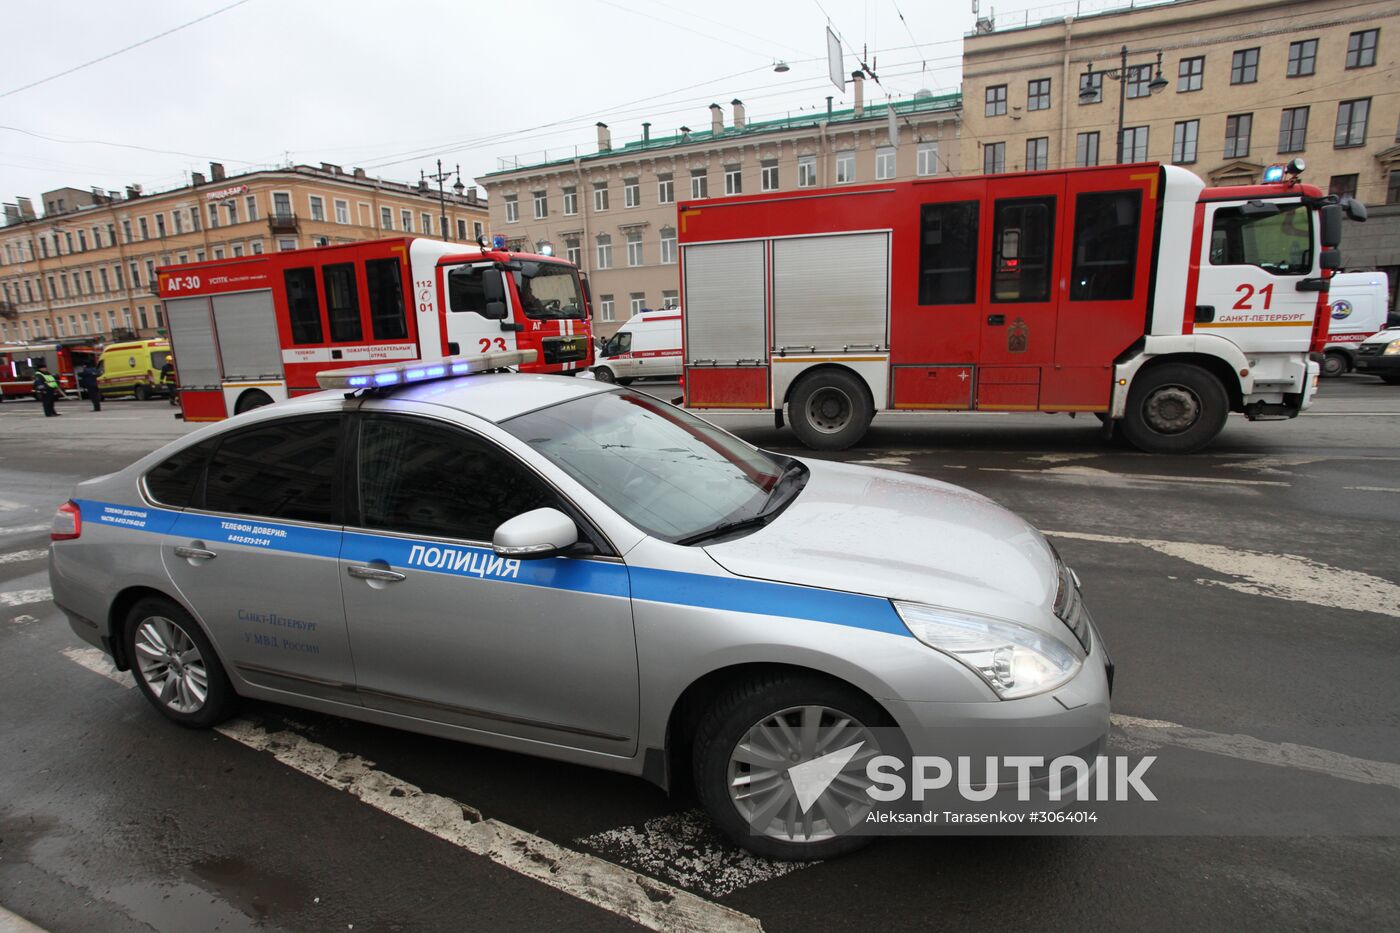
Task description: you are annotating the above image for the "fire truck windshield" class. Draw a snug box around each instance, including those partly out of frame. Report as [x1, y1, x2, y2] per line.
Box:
[512, 262, 587, 320]
[1209, 202, 1313, 276]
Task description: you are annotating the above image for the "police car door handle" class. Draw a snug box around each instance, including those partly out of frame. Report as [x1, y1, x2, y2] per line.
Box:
[347, 565, 406, 583]
[173, 546, 217, 560]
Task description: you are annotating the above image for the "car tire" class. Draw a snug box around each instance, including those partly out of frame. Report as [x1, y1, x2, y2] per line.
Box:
[593, 367, 616, 383]
[125, 596, 237, 729]
[693, 674, 889, 861]
[1321, 352, 1349, 378]
[1382, 374, 1400, 386]
[616, 377, 635, 386]
[1119, 363, 1229, 454]
[788, 369, 873, 451]
[133, 384, 150, 401]
[234, 389, 273, 414]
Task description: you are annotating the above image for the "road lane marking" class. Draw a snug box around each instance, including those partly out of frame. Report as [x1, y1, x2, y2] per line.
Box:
[0, 524, 51, 538]
[54, 647, 760, 932]
[981, 466, 1289, 487]
[578, 810, 810, 899]
[1046, 530, 1400, 619]
[0, 548, 47, 565]
[0, 588, 51, 608]
[1112, 715, 1400, 790]
[1346, 485, 1400, 493]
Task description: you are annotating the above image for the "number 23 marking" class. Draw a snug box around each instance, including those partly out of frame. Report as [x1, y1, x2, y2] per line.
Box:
[1233, 283, 1274, 311]
[478, 338, 508, 351]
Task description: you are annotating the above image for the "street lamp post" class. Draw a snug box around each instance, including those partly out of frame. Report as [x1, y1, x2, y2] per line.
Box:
[422, 160, 463, 241]
[1079, 46, 1169, 163]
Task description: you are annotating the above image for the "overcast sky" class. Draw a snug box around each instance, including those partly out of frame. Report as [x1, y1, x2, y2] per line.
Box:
[0, 0, 1116, 205]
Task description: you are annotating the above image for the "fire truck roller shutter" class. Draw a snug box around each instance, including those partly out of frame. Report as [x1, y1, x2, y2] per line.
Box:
[773, 233, 889, 352]
[683, 241, 766, 364]
[211, 291, 284, 383]
[165, 297, 222, 388]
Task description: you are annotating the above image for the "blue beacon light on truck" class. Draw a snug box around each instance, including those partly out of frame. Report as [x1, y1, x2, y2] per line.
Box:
[315, 349, 540, 392]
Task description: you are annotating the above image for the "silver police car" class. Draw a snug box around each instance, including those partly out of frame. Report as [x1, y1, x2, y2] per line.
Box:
[50, 352, 1110, 859]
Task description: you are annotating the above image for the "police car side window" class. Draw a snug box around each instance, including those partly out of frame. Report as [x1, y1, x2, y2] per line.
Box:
[145, 438, 218, 508]
[203, 416, 340, 524]
[357, 417, 555, 542]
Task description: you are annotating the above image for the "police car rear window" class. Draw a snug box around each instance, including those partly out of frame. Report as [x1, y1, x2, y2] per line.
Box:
[145, 439, 217, 508]
[203, 416, 340, 524]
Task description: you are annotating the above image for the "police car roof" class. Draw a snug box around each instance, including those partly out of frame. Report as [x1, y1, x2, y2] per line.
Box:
[289, 371, 614, 424]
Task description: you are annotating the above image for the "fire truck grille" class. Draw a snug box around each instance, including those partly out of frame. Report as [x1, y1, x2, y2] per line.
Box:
[542, 335, 590, 364]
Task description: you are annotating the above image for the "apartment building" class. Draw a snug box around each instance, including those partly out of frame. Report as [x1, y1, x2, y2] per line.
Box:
[961, 0, 1399, 306]
[0, 163, 488, 344]
[480, 83, 962, 338]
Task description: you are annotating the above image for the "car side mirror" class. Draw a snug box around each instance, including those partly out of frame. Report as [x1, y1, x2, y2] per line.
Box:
[492, 508, 578, 560]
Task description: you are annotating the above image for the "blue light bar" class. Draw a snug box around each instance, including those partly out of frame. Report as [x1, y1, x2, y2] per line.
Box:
[315, 349, 540, 391]
[493, 234, 507, 250]
[1263, 164, 1285, 183]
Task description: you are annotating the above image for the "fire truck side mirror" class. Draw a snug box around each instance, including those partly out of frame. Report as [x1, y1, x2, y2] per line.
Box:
[1319, 250, 1342, 271]
[1320, 204, 1343, 249]
[1341, 197, 1367, 223]
[482, 271, 508, 320]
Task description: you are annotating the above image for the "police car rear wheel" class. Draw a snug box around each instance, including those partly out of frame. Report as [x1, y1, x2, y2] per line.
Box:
[125, 597, 236, 728]
[694, 674, 885, 860]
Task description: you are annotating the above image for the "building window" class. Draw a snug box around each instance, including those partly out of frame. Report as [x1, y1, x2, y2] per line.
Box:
[534, 190, 548, 219]
[875, 147, 896, 180]
[1172, 120, 1199, 164]
[251, 242, 263, 255]
[1027, 78, 1051, 111]
[246, 196, 258, 221]
[138, 217, 150, 240]
[1329, 175, 1358, 199]
[626, 231, 643, 266]
[278, 238, 297, 251]
[1025, 137, 1049, 171]
[78, 229, 89, 250]
[1076, 132, 1100, 167]
[1126, 64, 1153, 99]
[983, 142, 1005, 174]
[1231, 48, 1259, 84]
[656, 175, 674, 204]
[1346, 29, 1378, 68]
[624, 178, 640, 207]
[1079, 71, 1102, 104]
[1335, 98, 1370, 148]
[985, 84, 1007, 117]
[598, 294, 615, 323]
[225, 201, 239, 225]
[1387, 171, 1400, 206]
[335, 200, 349, 224]
[661, 289, 678, 309]
[1279, 107, 1309, 153]
[917, 143, 939, 176]
[629, 292, 646, 315]
[1181, 56, 1204, 91]
[797, 156, 817, 187]
[457, 219, 467, 240]
[380, 206, 393, 231]
[1121, 126, 1148, 162]
[213, 247, 225, 260]
[208, 204, 219, 228]
[84, 270, 94, 293]
[309, 196, 325, 221]
[836, 150, 855, 183]
[593, 182, 610, 211]
[690, 170, 708, 199]
[401, 209, 412, 232]
[232, 244, 244, 257]
[1287, 39, 1317, 77]
[562, 186, 578, 215]
[565, 238, 580, 266]
[474, 221, 483, 239]
[724, 165, 742, 195]
[1224, 114, 1253, 158]
[172, 212, 183, 236]
[504, 194, 519, 223]
[761, 160, 779, 190]
[660, 226, 676, 264]
[421, 212, 433, 234]
[596, 234, 612, 269]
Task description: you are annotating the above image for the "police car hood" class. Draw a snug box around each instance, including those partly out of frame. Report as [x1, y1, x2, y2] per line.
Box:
[702, 458, 1060, 622]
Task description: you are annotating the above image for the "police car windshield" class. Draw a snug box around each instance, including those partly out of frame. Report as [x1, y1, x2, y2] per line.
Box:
[502, 390, 795, 543]
[513, 262, 587, 320]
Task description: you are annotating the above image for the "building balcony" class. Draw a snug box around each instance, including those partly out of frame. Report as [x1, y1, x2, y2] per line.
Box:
[268, 211, 300, 234]
[148, 281, 160, 296]
[0, 299, 17, 320]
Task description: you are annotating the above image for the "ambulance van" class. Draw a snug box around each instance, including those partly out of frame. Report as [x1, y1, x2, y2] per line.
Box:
[592, 308, 682, 384]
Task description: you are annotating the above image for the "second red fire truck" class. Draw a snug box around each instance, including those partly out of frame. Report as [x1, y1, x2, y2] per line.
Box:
[677, 159, 1365, 452]
[158, 236, 594, 421]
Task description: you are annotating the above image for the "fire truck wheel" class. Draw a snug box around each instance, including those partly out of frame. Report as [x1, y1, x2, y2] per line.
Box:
[1321, 352, 1349, 378]
[133, 384, 150, 401]
[1382, 374, 1400, 386]
[1120, 363, 1228, 454]
[234, 389, 273, 414]
[789, 370, 873, 450]
[592, 366, 616, 383]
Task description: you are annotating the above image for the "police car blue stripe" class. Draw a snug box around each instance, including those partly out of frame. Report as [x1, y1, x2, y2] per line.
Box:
[75, 499, 909, 637]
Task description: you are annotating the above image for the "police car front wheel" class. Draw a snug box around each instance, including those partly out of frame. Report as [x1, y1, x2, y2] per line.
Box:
[125, 596, 237, 728]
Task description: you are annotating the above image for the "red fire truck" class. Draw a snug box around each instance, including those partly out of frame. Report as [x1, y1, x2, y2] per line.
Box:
[677, 160, 1365, 452]
[159, 237, 594, 421]
[1, 340, 99, 400]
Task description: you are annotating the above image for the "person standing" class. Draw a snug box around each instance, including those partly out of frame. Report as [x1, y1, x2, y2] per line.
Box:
[32, 364, 61, 417]
[78, 363, 102, 412]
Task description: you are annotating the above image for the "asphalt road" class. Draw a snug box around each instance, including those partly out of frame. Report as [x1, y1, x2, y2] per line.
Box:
[2, 376, 1398, 931]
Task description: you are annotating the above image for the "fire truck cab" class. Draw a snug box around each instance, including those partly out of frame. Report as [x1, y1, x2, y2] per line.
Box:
[678, 160, 1363, 452]
[160, 237, 593, 421]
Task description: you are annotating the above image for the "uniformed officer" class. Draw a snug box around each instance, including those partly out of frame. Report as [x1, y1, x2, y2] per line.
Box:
[33, 364, 62, 417]
[78, 363, 102, 412]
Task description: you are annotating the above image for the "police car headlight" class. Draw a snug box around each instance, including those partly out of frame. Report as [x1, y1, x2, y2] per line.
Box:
[1383, 339, 1400, 356]
[894, 602, 1082, 700]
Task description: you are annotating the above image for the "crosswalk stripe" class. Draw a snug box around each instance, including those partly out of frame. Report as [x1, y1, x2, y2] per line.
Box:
[1, 588, 51, 608]
[0, 549, 47, 565]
